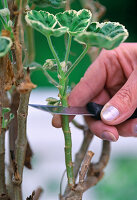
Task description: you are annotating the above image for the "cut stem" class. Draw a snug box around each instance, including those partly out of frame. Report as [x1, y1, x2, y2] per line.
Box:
[59, 73, 74, 188]
[61, 96, 74, 188]
[66, 45, 89, 78]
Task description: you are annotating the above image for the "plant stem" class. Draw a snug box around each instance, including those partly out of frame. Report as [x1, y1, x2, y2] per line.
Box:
[3, 0, 10, 23]
[73, 129, 93, 180]
[58, 44, 89, 188]
[13, 92, 30, 199]
[47, 34, 74, 186]
[28, 65, 59, 87]
[0, 129, 7, 197]
[47, 35, 63, 74]
[61, 98, 74, 188]
[0, 56, 9, 198]
[59, 73, 74, 188]
[43, 70, 59, 87]
[3, 0, 8, 8]
[0, 15, 7, 29]
[66, 45, 89, 78]
[16, 92, 30, 177]
[25, 26, 35, 64]
[65, 34, 72, 65]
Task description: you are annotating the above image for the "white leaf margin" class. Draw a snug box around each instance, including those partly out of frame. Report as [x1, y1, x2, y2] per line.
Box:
[25, 10, 57, 34]
[0, 36, 13, 57]
[56, 9, 92, 35]
[74, 22, 129, 46]
[25, 10, 68, 37]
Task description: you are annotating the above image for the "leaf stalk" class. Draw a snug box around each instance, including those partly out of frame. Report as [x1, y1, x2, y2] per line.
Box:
[47, 35, 63, 75]
[66, 45, 89, 78]
[65, 34, 72, 66]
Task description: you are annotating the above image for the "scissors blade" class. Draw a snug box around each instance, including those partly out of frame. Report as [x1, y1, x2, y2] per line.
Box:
[29, 104, 94, 116]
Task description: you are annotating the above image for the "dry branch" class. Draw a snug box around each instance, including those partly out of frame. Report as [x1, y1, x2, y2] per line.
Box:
[73, 129, 93, 179]
[33, 187, 43, 200]
[13, 91, 30, 180]
[79, 151, 94, 183]
[0, 56, 9, 199]
[88, 140, 110, 174]
[0, 129, 7, 199]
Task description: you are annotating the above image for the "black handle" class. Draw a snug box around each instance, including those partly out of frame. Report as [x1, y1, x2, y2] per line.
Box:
[86, 102, 137, 120]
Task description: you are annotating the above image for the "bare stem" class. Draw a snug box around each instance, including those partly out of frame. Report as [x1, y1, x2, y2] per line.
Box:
[90, 140, 111, 173]
[13, 92, 30, 199]
[33, 187, 43, 200]
[79, 151, 94, 183]
[16, 92, 30, 177]
[0, 129, 7, 197]
[0, 56, 9, 199]
[73, 129, 93, 179]
[24, 26, 35, 64]
[71, 119, 87, 131]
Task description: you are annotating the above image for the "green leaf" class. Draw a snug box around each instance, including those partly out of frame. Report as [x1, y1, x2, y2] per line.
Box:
[2, 119, 8, 129]
[46, 97, 60, 105]
[28, 0, 66, 8]
[9, 113, 14, 122]
[2, 107, 11, 115]
[56, 9, 92, 36]
[0, 36, 12, 57]
[74, 22, 128, 50]
[25, 10, 68, 37]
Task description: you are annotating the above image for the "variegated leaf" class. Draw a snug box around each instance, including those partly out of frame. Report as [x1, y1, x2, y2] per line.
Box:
[74, 22, 128, 49]
[0, 36, 12, 57]
[25, 10, 68, 37]
[56, 9, 92, 36]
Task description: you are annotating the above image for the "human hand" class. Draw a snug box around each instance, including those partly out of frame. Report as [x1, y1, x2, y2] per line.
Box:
[52, 43, 137, 142]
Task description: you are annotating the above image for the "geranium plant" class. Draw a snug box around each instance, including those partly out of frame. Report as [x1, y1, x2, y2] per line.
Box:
[25, 8, 128, 189]
[0, 0, 128, 199]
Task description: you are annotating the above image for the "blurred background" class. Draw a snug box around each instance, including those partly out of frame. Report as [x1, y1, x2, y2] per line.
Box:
[1, 0, 137, 199]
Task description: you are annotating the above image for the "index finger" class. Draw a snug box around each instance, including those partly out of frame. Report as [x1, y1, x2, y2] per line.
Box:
[68, 52, 107, 107]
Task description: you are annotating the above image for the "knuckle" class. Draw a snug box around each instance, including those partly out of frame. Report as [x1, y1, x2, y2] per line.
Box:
[116, 87, 133, 108]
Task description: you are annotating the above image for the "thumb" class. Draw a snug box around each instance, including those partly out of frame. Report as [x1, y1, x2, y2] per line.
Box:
[101, 70, 137, 125]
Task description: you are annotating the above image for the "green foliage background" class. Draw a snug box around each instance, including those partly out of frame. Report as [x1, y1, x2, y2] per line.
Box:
[31, 0, 137, 86]
[0, 0, 137, 86]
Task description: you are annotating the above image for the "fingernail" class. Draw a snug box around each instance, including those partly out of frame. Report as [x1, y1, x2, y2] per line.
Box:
[102, 105, 119, 121]
[101, 132, 117, 142]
